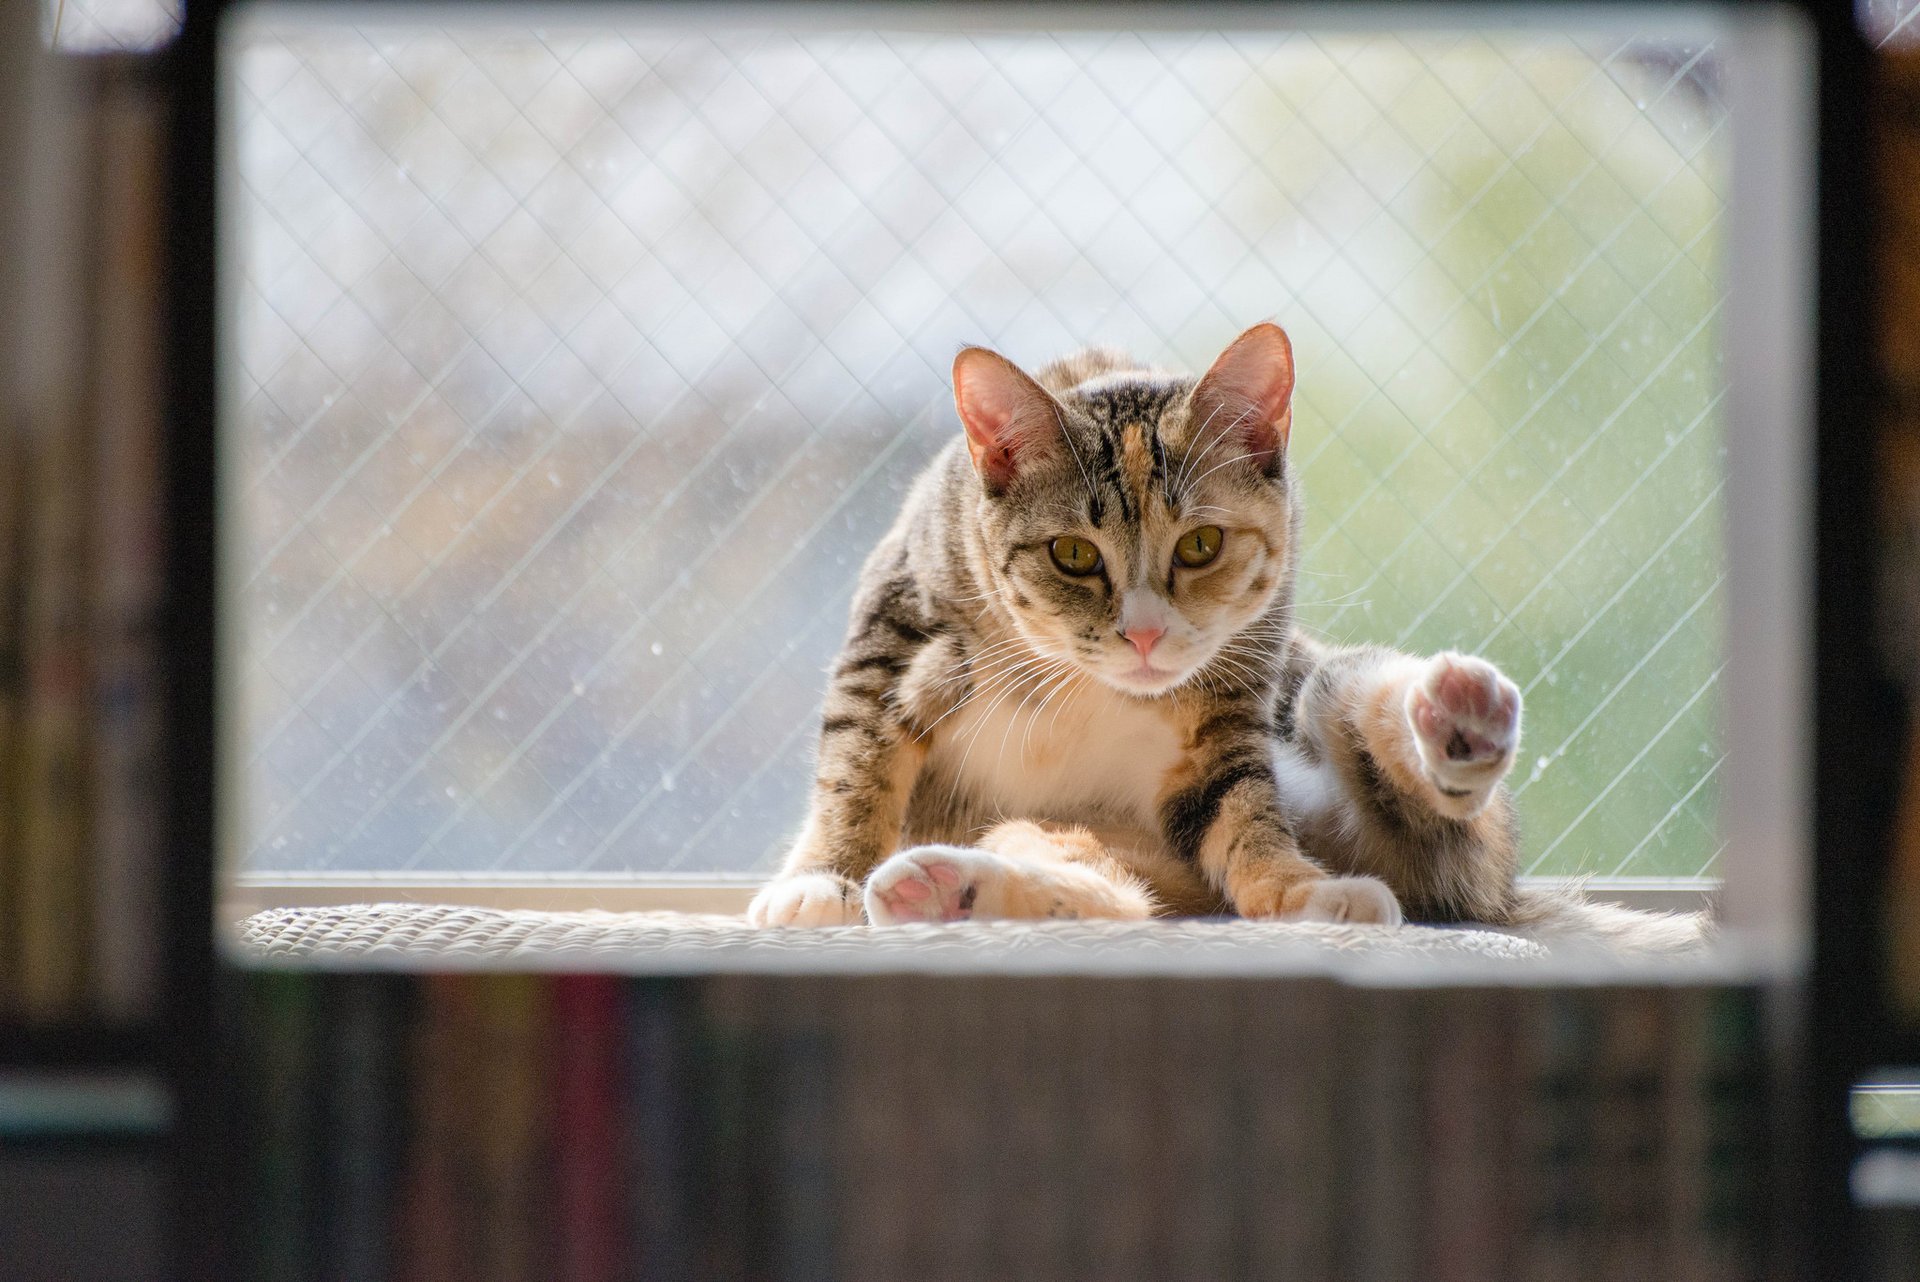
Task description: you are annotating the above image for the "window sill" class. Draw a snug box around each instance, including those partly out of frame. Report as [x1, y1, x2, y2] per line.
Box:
[221, 872, 1715, 924]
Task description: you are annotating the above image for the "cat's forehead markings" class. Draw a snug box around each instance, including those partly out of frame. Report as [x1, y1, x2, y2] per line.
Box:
[1120, 420, 1156, 497]
[1070, 375, 1181, 423]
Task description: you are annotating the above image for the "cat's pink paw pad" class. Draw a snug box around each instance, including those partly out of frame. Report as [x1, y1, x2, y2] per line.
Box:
[1405, 652, 1522, 805]
[864, 847, 997, 925]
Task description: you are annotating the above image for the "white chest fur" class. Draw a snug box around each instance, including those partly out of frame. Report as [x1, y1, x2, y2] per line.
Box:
[921, 674, 1185, 825]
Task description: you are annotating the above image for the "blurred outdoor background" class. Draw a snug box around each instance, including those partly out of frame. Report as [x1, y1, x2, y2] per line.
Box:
[230, 19, 1727, 884]
[41, 0, 178, 49]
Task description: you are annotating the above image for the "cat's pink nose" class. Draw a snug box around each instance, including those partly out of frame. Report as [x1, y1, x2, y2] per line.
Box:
[1124, 626, 1165, 660]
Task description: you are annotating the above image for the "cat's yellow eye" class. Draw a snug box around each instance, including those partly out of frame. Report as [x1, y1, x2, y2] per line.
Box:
[1174, 525, 1224, 568]
[1049, 535, 1103, 576]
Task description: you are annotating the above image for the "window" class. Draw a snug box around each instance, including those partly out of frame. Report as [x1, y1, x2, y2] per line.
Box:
[224, 7, 1762, 914]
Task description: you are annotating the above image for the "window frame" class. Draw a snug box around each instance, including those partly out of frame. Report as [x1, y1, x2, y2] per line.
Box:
[208, 0, 1814, 949]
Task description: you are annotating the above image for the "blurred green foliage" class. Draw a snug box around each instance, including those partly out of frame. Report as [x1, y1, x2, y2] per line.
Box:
[1276, 42, 1725, 878]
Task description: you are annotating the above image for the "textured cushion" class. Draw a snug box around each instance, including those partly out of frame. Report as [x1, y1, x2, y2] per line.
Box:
[230, 901, 1649, 978]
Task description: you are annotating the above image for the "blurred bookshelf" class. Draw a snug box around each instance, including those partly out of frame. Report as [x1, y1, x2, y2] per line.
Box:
[1839, 14, 1920, 1282]
[0, 1, 1914, 1280]
[0, 9, 200, 1273]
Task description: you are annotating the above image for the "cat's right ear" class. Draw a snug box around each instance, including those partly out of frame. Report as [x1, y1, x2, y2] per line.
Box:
[1188, 322, 1295, 478]
[953, 347, 1065, 494]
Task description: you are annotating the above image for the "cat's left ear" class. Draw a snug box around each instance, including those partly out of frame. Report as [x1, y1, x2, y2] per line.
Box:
[1188, 323, 1295, 478]
[953, 346, 1068, 495]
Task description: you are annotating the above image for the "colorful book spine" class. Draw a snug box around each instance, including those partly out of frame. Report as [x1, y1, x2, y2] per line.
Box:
[87, 59, 167, 1025]
[0, 55, 168, 1026]
[319, 975, 407, 1282]
[997, 977, 1071, 1278]
[1596, 986, 1672, 1280]
[1081, 978, 1151, 1279]
[1518, 986, 1601, 1282]
[768, 975, 836, 1282]
[1423, 987, 1520, 1281]
[0, 370, 18, 1012]
[15, 56, 102, 1022]
[1662, 984, 1716, 1281]
[697, 973, 776, 1280]
[1697, 986, 1766, 1280]
[551, 974, 626, 1282]
[1240, 976, 1338, 1278]
[1339, 985, 1423, 1282]
[397, 975, 476, 1282]
[627, 978, 692, 1282]
[250, 972, 321, 1282]
[471, 975, 552, 1282]
[831, 974, 907, 1282]
[1155, 977, 1236, 1278]
[0, 0, 25, 1019]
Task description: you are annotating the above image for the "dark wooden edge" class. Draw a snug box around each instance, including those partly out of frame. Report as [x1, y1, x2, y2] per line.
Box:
[159, 1, 238, 1277]
[1809, 7, 1909, 1281]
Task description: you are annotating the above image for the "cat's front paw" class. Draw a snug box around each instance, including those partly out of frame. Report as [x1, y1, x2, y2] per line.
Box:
[1405, 651, 1521, 817]
[1292, 875, 1404, 925]
[1267, 875, 1404, 926]
[865, 846, 1004, 925]
[1233, 872, 1403, 926]
[747, 871, 864, 926]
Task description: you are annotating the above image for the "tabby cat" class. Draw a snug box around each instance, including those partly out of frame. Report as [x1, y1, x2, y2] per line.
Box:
[746, 323, 1526, 928]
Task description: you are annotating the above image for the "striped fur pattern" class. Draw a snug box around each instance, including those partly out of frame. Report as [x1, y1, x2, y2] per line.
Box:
[748, 324, 1524, 928]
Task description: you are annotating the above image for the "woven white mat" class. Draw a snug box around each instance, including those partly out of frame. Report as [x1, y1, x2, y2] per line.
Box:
[232, 902, 1600, 977]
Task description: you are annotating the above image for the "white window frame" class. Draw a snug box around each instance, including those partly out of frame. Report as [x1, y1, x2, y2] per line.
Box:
[214, 4, 1812, 961]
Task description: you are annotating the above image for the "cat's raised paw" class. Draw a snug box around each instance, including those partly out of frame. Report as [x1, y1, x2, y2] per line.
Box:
[747, 871, 864, 927]
[1281, 875, 1404, 927]
[865, 846, 1004, 925]
[1406, 651, 1521, 814]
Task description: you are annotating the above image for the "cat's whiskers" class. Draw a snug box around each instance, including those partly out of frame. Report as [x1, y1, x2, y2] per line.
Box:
[1173, 396, 1241, 493]
[946, 634, 1040, 673]
[1199, 625, 1288, 684]
[1042, 659, 1089, 748]
[929, 653, 1065, 817]
[950, 654, 1074, 787]
[1048, 401, 1103, 512]
[921, 661, 1035, 736]
[1020, 661, 1086, 763]
[928, 630, 1048, 686]
[1292, 587, 1372, 611]
[952, 642, 1061, 707]
[941, 586, 1008, 606]
[1170, 400, 1228, 497]
[1173, 403, 1259, 496]
[1223, 628, 1290, 665]
[1224, 622, 1292, 654]
[1182, 447, 1266, 494]
[958, 633, 1064, 682]
[919, 647, 1057, 733]
[1005, 664, 1073, 768]
[1199, 650, 1272, 694]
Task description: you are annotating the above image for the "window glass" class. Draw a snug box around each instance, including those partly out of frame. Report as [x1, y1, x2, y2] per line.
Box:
[231, 17, 1727, 882]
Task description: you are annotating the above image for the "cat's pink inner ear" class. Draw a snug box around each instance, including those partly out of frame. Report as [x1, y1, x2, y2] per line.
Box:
[952, 347, 1061, 492]
[1190, 323, 1296, 474]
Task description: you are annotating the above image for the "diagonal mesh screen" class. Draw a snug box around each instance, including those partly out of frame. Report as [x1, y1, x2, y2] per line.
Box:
[230, 18, 1727, 881]
[42, 0, 180, 50]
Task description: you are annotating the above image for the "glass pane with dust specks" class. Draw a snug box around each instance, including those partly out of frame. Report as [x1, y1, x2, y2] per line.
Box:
[228, 13, 1728, 884]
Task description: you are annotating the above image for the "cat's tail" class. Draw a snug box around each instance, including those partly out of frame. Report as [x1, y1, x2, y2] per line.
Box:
[1501, 882, 1714, 955]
